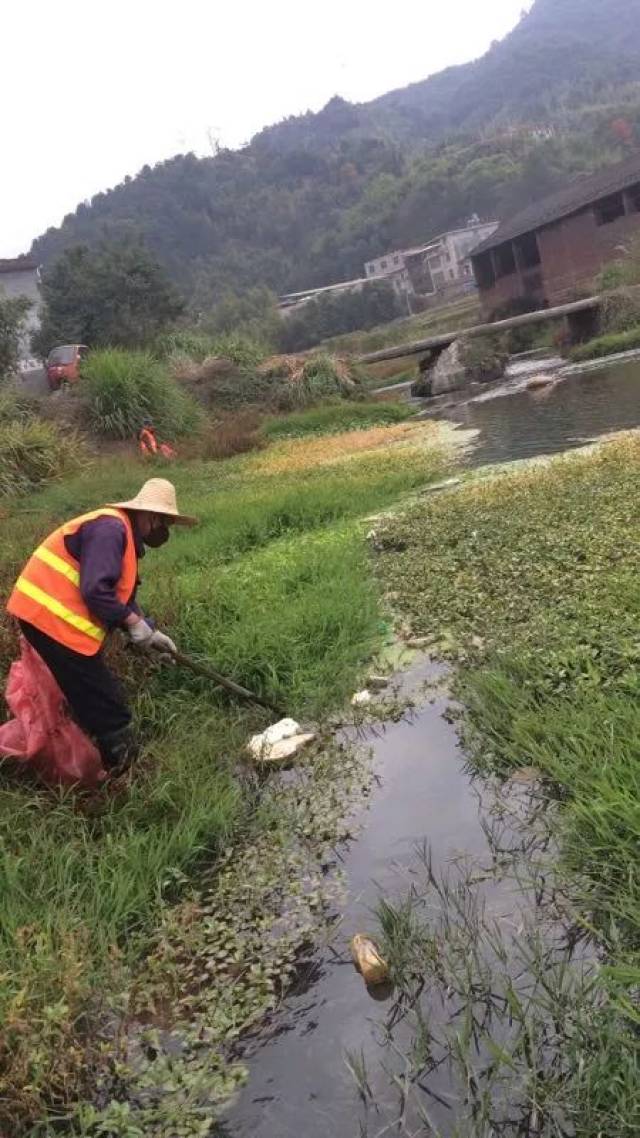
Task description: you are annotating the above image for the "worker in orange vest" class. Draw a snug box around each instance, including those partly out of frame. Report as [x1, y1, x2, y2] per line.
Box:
[6, 478, 197, 776]
[138, 419, 176, 459]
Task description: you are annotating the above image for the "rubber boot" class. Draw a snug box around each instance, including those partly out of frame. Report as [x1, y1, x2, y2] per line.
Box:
[98, 725, 140, 776]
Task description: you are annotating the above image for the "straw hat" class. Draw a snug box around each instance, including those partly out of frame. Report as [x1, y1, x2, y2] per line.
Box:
[109, 478, 197, 526]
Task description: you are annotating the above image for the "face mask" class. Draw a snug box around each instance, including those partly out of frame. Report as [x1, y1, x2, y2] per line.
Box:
[145, 523, 170, 548]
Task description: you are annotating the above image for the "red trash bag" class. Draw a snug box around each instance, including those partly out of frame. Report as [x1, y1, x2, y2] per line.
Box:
[0, 637, 106, 787]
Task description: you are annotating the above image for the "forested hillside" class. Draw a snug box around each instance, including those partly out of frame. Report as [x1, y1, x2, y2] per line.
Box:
[31, 0, 640, 307]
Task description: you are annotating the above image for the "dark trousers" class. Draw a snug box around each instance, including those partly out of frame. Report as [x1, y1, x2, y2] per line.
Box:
[18, 620, 132, 743]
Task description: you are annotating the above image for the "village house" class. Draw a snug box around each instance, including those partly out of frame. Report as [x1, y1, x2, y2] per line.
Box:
[470, 155, 640, 316]
[0, 255, 41, 364]
[364, 219, 499, 304]
[277, 219, 499, 319]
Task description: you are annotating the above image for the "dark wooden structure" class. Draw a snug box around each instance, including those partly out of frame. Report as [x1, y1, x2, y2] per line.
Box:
[470, 155, 640, 315]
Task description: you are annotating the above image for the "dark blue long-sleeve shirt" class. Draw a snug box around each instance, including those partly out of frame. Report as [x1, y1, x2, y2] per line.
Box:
[64, 515, 145, 628]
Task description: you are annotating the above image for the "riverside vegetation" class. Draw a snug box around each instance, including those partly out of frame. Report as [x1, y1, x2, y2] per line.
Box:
[1, 333, 640, 1134]
[373, 438, 640, 1136]
[0, 404, 452, 1134]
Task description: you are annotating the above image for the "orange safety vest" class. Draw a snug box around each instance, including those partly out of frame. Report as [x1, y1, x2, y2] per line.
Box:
[139, 427, 158, 456]
[7, 508, 138, 656]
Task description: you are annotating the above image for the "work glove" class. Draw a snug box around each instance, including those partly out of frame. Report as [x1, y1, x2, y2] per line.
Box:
[127, 619, 177, 662]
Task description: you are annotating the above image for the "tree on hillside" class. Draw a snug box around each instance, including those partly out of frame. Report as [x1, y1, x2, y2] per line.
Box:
[0, 294, 32, 381]
[203, 286, 281, 344]
[32, 242, 185, 357]
[280, 280, 401, 352]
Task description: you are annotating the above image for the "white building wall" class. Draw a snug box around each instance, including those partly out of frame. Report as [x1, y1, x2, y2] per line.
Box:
[365, 222, 499, 294]
[365, 250, 405, 278]
[0, 267, 41, 362]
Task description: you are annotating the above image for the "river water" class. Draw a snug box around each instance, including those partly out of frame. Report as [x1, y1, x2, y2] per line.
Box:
[224, 665, 559, 1138]
[423, 354, 640, 468]
[224, 357, 631, 1137]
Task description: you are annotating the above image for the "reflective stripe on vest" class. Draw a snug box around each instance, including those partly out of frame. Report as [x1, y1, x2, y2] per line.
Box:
[32, 544, 81, 586]
[7, 507, 137, 656]
[12, 576, 106, 642]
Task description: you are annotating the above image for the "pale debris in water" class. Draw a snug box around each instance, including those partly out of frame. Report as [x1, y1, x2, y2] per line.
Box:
[350, 934, 389, 986]
[526, 374, 556, 390]
[248, 717, 316, 764]
[351, 690, 372, 707]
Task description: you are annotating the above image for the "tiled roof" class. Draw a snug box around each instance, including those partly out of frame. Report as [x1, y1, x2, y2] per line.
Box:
[472, 153, 640, 256]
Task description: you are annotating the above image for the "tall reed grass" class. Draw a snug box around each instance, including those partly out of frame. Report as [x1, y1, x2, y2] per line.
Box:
[82, 347, 201, 438]
[0, 388, 39, 424]
[0, 419, 85, 498]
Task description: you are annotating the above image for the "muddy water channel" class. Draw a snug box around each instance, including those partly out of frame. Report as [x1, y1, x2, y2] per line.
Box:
[423, 354, 640, 467]
[224, 662, 577, 1138]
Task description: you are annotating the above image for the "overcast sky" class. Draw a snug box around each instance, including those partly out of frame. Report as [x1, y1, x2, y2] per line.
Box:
[1, 0, 528, 258]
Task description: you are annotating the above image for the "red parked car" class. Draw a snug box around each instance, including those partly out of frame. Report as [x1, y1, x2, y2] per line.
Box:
[46, 344, 89, 391]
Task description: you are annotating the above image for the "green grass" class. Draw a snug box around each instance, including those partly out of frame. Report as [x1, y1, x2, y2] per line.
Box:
[81, 347, 201, 438]
[321, 295, 480, 357]
[0, 429, 451, 1132]
[0, 418, 86, 499]
[372, 852, 639, 1138]
[262, 400, 411, 439]
[362, 366, 415, 390]
[375, 439, 640, 1134]
[570, 324, 640, 362]
[155, 328, 269, 368]
[0, 387, 39, 424]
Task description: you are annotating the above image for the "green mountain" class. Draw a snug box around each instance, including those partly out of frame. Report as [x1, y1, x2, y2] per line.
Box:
[31, 0, 640, 306]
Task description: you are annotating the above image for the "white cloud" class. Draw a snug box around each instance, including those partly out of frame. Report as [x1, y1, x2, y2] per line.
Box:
[0, 0, 525, 256]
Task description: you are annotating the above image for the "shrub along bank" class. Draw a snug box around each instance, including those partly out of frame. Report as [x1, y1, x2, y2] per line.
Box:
[262, 400, 411, 439]
[81, 347, 202, 439]
[570, 324, 640, 362]
[374, 438, 640, 1135]
[569, 286, 640, 362]
[0, 419, 452, 1134]
[0, 416, 86, 499]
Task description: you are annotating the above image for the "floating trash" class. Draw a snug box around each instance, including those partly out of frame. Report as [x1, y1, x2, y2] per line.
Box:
[350, 934, 389, 986]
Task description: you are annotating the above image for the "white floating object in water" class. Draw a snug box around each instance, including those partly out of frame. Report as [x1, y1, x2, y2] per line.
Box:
[351, 690, 372, 707]
[248, 718, 316, 764]
[526, 374, 555, 390]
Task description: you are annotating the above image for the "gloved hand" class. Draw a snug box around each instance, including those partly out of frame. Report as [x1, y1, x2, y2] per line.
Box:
[126, 619, 177, 662]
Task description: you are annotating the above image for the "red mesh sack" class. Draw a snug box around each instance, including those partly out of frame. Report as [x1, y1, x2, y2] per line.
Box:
[0, 637, 106, 787]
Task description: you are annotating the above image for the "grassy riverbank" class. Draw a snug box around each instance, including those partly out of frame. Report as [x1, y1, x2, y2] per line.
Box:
[0, 416, 452, 1134]
[3, 408, 640, 1135]
[375, 438, 640, 1134]
[570, 324, 640, 362]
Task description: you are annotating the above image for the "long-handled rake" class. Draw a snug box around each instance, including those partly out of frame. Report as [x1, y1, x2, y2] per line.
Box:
[171, 649, 283, 716]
